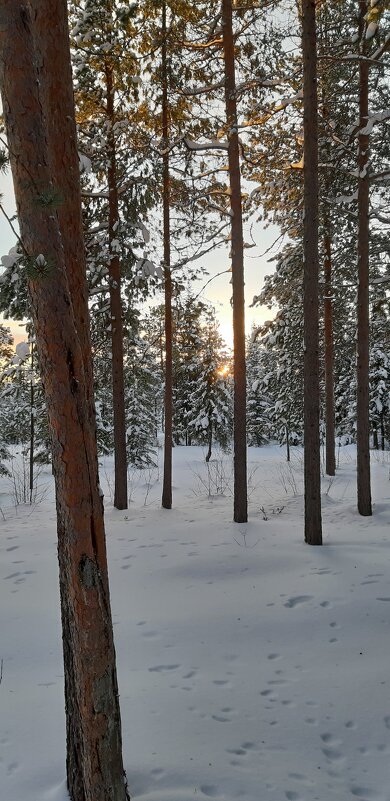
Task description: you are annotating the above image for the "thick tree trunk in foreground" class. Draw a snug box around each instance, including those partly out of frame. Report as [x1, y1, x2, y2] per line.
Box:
[0, 5, 129, 800]
[30, 0, 94, 405]
[356, 0, 372, 516]
[161, 0, 173, 510]
[221, 0, 248, 523]
[106, 65, 128, 511]
[324, 232, 336, 476]
[302, 0, 322, 544]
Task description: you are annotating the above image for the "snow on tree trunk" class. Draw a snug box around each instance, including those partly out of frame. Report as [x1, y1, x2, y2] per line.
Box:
[302, 0, 322, 545]
[0, 5, 129, 800]
[221, 0, 248, 524]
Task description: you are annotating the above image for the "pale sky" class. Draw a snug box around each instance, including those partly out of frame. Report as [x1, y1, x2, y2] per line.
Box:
[1, 169, 278, 350]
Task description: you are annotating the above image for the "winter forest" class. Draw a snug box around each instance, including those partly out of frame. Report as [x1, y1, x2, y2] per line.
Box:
[0, 1, 389, 800]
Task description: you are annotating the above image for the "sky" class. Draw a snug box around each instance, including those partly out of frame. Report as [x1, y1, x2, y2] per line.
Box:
[0, 169, 279, 350]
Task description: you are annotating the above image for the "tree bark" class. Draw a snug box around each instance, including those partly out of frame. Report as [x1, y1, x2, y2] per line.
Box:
[106, 64, 128, 510]
[356, 0, 372, 516]
[0, 5, 129, 800]
[205, 420, 213, 463]
[324, 232, 336, 476]
[29, 342, 35, 503]
[302, 0, 322, 544]
[29, 0, 94, 407]
[161, 0, 173, 510]
[221, 0, 248, 523]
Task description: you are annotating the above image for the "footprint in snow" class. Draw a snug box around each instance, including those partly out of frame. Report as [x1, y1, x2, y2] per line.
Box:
[148, 664, 180, 673]
[321, 746, 345, 763]
[284, 596, 313, 608]
[350, 787, 381, 800]
[320, 733, 342, 746]
[200, 785, 219, 798]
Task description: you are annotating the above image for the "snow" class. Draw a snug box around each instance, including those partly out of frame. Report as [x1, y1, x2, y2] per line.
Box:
[15, 341, 30, 360]
[1, 444, 390, 801]
[365, 22, 378, 40]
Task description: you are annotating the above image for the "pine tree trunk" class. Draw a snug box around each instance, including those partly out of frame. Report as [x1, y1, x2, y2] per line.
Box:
[380, 414, 385, 451]
[221, 0, 248, 523]
[29, 344, 34, 504]
[161, 0, 173, 510]
[205, 421, 213, 463]
[324, 232, 336, 476]
[0, 6, 129, 800]
[29, 0, 94, 407]
[302, 0, 322, 545]
[373, 422, 379, 450]
[106, 66, 128, 510]
[356, 0, 372, 516]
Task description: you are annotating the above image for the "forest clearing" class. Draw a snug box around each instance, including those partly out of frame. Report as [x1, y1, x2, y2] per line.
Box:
[1, 444, 390, 801]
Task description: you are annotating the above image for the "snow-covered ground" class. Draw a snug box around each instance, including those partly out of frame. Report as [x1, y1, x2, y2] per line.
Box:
[1, 444, 390, 801]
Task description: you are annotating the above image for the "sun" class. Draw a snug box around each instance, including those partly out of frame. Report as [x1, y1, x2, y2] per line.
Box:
[217, 364, 230, 378]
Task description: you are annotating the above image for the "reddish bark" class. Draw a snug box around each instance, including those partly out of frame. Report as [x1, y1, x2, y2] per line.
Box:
[221, 0, 248, 524]
[302, 0, 322, 544]
[29, 0, 93, 407]
[0, 4, 129, 800]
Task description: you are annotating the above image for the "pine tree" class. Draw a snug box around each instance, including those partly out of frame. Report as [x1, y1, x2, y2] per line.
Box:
[246, 332, 270, 447]
[0, 4, 129, 799]
[187, 308, 233, 460]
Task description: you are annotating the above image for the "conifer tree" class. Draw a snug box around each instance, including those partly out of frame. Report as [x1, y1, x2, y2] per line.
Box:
[221, 0, 247, 522]
[0, 4, 129, 799]
[302, 0, 322, 545]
